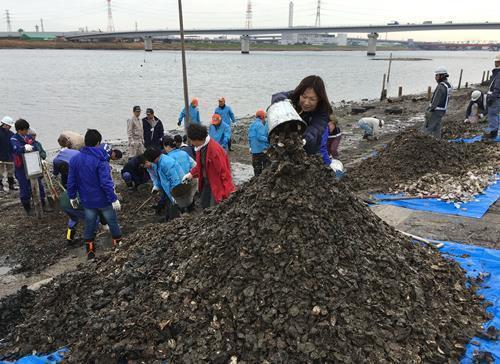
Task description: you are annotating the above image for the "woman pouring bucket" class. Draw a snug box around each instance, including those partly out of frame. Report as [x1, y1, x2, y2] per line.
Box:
[269, 75, 344, 179]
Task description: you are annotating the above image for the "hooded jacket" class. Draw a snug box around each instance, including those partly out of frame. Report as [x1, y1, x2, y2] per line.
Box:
[178, 105, 201, 125]
[272, 91, 329, 155]
[0, 127, 14, 162]
[214, 105, 236, 125]
[152, 154, 184, 202]
[142, 116, 164, 148]
[248, 118, 269, 154]
[190, 138, 235, 204]
[209, 122, 231, 150]
[67, 146, 118, 209]
[121, 155, 150, 183]
[10, 133, 36, 169]
[53, 148, 80, 188]
[167, 148, 195, 175]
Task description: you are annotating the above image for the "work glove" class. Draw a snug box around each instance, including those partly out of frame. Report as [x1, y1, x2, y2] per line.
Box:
[151, 185, 160, 195]
[70, 199, 79, 209]
[177, 120, 182, 127]
[302, 139, 307, 146]
[112, 200, 121, 211]
[182, 173, 193, 182]
[24, 144, 33, 152]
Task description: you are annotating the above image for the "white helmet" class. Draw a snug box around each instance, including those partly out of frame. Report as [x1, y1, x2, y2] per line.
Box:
[471, 90, 482, 102]
[434, 66, 448, 75]
[379, 119, 385, 127]
[1, 116, 14, 127]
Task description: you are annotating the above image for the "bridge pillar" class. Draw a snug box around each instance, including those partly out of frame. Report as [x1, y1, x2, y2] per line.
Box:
[367, 32, 379, 56]
[144, 36, 153, 52]
[241, 35, 250, 54]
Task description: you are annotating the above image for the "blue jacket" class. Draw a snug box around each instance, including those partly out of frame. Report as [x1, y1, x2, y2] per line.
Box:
[214, 105, 236, 125]
[67, 146, 118, 209]
[272, 91, 329, 155]
[0, 128, 14, 162]
[167, 148, 195, 175]
[248, 118, 269, 154]
[10, 133, 37, 169]
[178, 105, 201, 125]
[142, 117, 165, 148]
[319, 126, 331, 165]
[53, 148, 80, 187]
[153, 154, 184, 202]
[209, 123, 231, 150]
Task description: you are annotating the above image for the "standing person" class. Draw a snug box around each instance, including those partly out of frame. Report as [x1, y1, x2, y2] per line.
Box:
[120, 154, 150, 192]
[357, 117, 384, 141]
[424, 67, 452, 139]
[28, 128, 46, 160]
[465, 90, 487, 124]
[10, 119, 51, 215]
[0, 116, 17, 192]
[214, 97, 236, 151]
[178, 98, 201, 126]
[271, 75, 333, 155]
[127, 105, 145, 158]
[247, 109, 270, 176]
[183, 124, 235, 209]
[484, 54, 500, 141]
[67, 129, 122, 259]
[209, 114, 231, 151]
[326, 116, 342, 158]
[142, 108, 164, 149]
[143, 147, 184, 222]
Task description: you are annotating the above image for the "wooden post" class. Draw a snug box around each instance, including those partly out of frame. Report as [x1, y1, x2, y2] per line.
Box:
[30, 177, 43, 219]
[486, 70, 490, 82]
[427, 86, 432, 100]
[178, 0, 190, 133]
[465, 82, 468, 89]
[380, 73, 387, 101]
[457, 69, 463, 90]
[482, 71, 485, 83]
[386, 53, 393, 84]
[398, 86, 403, 98]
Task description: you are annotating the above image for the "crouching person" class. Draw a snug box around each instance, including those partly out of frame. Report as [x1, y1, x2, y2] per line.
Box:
[10, 119, 52, 215]
[143, 147, 184, 222]
[183, 123, 235, 209]
[67, 129, 122, 259]
[121, 154, 150, 192]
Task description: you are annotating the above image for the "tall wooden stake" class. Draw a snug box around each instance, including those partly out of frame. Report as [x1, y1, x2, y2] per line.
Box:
[380, 73, 387, 101]
[457, 69, 463, 90]
[178, 0, 190, 134]
[386, 53, 393, 84]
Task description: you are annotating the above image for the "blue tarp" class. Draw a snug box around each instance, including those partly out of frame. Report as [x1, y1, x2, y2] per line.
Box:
[449, 135, 500, 144]
[436, 241, 500, 363]
[372, 175, 500, 219]
[0, 348, 68, 364]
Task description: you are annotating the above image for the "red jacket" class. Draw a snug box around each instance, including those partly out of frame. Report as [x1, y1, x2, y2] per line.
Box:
[190, 139, 235, 204]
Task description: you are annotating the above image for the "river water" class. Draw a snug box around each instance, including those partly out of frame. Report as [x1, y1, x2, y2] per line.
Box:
[0, 49, 495, 149]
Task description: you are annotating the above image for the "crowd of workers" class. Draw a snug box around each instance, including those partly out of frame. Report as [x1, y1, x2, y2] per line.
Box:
[0, 53, 498, 259]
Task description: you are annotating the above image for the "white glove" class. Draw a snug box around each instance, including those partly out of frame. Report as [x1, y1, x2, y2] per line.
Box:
[112, 200, 121, 211]
[329, 159, 344, 173]
[182, 173, 193, 182]
[24, 144, 33, 152]
[151, 185, 160, 195]
[70, 199, 79, 209]
[302, 139, 307, 146]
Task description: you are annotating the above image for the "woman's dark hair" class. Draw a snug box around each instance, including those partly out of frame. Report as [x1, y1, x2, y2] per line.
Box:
[15, 119, 30, 132]
[290, 75, 333, 114]
[162, 135, 176, 148]
[173, 134, 183, 145]
[187, 123, 208, 142]
[84, 129, 102, 147]
[111, 149, 123, 159]
[143, 147, 162, 163]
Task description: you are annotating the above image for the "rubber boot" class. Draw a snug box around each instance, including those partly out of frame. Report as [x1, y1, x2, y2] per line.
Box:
[112, 236, 122, 248]
[66, 228, 76, 246]
[42, 199, 54, 213]
[7, 177, 18, 191]
[85, 240, 96, 260]
[126, 181, 135, 192]
[22, 202, 35, 216]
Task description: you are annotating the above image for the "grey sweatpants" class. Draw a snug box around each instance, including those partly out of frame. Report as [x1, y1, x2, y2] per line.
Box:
[423, 110, 446, 139]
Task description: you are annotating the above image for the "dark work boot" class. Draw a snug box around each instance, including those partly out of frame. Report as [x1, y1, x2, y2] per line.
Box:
[85, 240, 96, 260]
[7, 177, 18, 191]
[126, 181, 135, 192]
[66, 228, 76, 246]
[42, 199, 54, 213]
[22, 202, 35, 216]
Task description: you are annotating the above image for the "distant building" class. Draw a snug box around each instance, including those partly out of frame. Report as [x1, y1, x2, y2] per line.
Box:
[280, 33, 347, 46]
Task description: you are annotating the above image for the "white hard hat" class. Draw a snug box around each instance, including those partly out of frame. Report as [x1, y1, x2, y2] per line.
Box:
[495, 53, 500, 62]
[379, 119, 385, 127]
[471, 90, 482, 102]
[1, 116, 14, 127]
[434, 66, 448, 75]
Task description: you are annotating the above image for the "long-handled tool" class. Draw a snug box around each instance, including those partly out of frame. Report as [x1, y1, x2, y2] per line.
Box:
[41, 162, 59, 203]
[373, 194, 441, 202]
[397, 230, 444, 249]
[135, 195, 155, 213]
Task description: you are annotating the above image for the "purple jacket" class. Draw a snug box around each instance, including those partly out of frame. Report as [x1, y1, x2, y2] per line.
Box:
[67, 146, 117, 209]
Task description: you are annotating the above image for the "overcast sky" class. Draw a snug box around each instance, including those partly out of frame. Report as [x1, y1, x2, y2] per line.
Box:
[2, 0, 500, 42]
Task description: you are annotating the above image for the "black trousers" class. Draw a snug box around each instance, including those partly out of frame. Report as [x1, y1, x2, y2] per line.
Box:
[165, 197, 180, 222]
[200, 182, 215, 209]
[252, 153, 270, 176]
